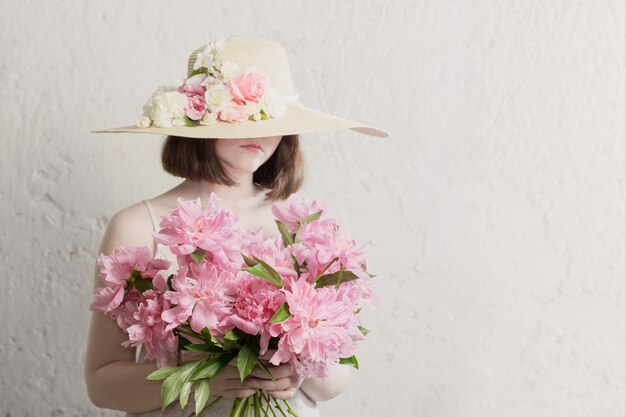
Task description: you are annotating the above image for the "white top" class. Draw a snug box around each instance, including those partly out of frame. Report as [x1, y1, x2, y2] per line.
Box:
[124, 199, 320, 417]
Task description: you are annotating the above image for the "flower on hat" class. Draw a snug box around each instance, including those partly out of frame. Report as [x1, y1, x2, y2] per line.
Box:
[137, 37, 288, 128]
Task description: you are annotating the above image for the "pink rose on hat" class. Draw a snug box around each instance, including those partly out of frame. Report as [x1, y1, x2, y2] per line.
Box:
[227, 67, 270, 105]
[218, 104, 248, 123]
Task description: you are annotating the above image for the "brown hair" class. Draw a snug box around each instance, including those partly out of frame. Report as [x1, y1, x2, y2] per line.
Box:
[161, 135, 304, 200]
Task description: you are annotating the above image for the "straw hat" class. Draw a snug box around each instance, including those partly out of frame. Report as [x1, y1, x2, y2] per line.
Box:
[93, 36, 388, 139]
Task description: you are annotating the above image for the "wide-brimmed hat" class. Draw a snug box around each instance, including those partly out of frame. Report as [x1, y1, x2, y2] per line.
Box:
[93, 36, 388, 139]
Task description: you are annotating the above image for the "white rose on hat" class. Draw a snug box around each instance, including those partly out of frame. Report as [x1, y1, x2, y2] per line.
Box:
[204, 84, 233, 112]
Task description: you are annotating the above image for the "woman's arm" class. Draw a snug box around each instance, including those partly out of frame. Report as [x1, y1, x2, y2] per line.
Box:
[299, 363, 351, 402]
[84, 203, 165, 413]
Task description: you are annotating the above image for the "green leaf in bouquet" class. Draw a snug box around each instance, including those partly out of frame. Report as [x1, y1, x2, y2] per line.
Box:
[241, 253, 257, 267]
[222, 338, 239, 352]
[221, 331, 242, 352]
[255, 358, 275, 382]
[184, 343, 223, 354]
[190, 248, 208, 265]
[178, 335, 192, 351]
[367, 272, 377, 278]
[166, 274, 175, 291]
[314, 257, 339, 279]
[300, 210, 322, 226]
[275, 220, 294, 246]
[146, 366, 179, 381]
[358, 325, 370, 336]
[243, 261, 283, 288]
[190, 353, 236, 381]
[339, 355, 359, 369]
[269, 302, 291, 323]
[179, 380, 193, 410]
[133, 276, 153, 293]
[224, 328, 244, 342]
[236, 344, 259, 382]
[160, 360, 201, 411]
[291, 254, 302, 277]
[199, 327, 223, 348]
[314, 269, 359, 289]
[194, 379, 211, 416]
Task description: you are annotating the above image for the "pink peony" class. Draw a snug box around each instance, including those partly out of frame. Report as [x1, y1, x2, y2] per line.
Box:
[161, 262, 236, 336]
[227, 67, 269, 105]
[122, 289, 178, 368]
[228, 271, 286, 354]
[153, 194, 242, 269]
[242, 237, 298, 279]
[271, 193, 329, 235]
[90, 246, 171, 314]
[218, 104, 248, 123]
[269, 277, 361, 378]
[297, 219, 369, 280]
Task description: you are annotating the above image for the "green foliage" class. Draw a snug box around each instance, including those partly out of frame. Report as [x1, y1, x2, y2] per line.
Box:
[190, 248, 207, 264]
[269, 302, 291, 323]
[339, 355, 359, 369]
[236, 344, 259, 382]
[243, 258, 283, 287]
[275, 220, 294, 246]
[194, 379, 211, 416]
[314, 269, 359, 288]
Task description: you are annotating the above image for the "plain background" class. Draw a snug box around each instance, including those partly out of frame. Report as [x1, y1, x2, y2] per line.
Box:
[1, 1, 624, 416]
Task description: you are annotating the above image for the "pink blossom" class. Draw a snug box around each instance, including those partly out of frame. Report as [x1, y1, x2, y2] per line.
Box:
[184, 94, 207, 121]
[178, 73, 207, 97]
[228, 272, 286, 354]
[269, 277, 361, 378]
[122, 289, 178, 368]
[227, 67, 269, 105]
[161, 262, 236, 336]
[271, 193, 329, 234]
[90, 246, 171, 314]
[153, 194, 242, 269]
[297, 219, 369, 281]
[242, 237, 298, 279]
[218, 104, 248, 123]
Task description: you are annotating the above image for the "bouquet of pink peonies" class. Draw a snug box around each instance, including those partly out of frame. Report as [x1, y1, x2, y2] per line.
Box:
[90, 193, 377, 417]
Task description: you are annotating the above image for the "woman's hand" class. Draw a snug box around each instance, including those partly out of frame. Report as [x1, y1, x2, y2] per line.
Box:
[243, 362, 303, 401]
[243, 349, 303, 401]
[208, 350, 302, 400]
[208, 360, 258, 399]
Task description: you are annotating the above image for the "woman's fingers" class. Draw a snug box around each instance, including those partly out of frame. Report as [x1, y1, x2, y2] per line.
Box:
[220, 388, 258, 398]
[266, 387, 298, 401]
[244, 376, 294, 391]
[248, 362, 293, 379]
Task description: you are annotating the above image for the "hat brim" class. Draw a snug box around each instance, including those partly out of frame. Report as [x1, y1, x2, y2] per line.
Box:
[92, 102, 389, 139]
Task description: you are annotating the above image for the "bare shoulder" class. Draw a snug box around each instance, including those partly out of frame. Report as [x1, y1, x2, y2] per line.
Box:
[98, 200, 155, 257]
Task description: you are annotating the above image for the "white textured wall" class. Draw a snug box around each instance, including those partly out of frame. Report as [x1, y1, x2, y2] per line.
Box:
[1, 1, 624, 416]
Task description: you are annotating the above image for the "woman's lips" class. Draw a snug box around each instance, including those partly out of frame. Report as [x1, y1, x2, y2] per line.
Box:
[241, 144, 263, 153]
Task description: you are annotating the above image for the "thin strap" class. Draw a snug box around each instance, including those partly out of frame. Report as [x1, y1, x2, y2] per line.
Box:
[142, 199, 159, 233]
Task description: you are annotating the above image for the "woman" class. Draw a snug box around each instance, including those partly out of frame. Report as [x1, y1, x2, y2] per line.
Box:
[85, 36, 388, 416]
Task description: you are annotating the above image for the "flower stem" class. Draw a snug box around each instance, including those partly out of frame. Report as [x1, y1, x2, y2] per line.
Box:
[312, 257, 340, 284]
[284, 400, 301, 417]
[272, 397, 289, 417]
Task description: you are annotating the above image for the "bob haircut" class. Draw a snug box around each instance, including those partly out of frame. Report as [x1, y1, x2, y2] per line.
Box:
[161, 134, 304, 200]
